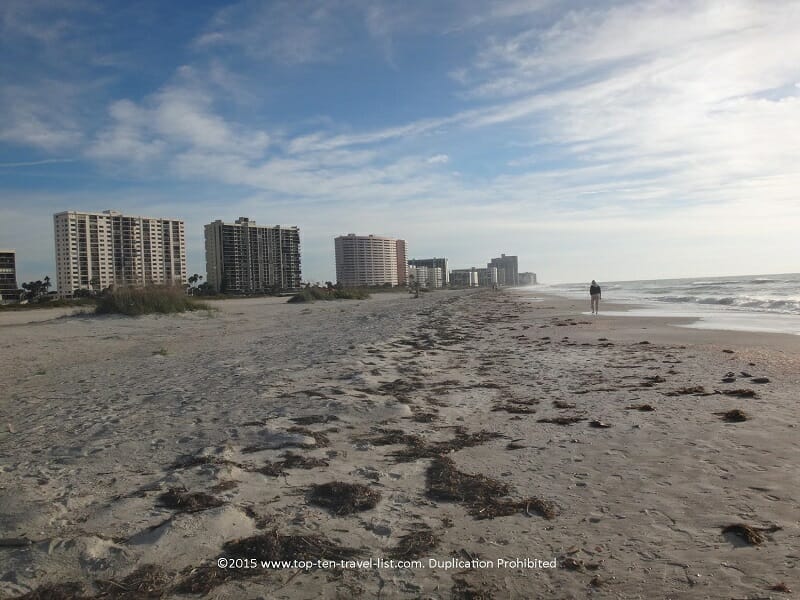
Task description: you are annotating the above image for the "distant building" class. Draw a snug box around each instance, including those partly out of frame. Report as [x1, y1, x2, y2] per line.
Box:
[408, 265, 443, 289]
[396, 239, 408, 286]
[408, 257, 449, 285]
[0, 249, 19, 302]
[54, 210, 186, 298]
[488, 254, 519, 286]
[450, 268, 480, 287]
[205, 217, 301, 294]
[519, 272, 538, 285]
[334, 234, 407, 287]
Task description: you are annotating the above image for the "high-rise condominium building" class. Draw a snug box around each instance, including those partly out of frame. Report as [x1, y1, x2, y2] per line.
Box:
[334, 234, 408, 287]
[408, 257, 449, 285]
[408, 265, 443, 289]
[54, 210, 186, 298]
[0, 249, 19, 302]
[488, 254, 519, 286]
[205, 217, 301, 294]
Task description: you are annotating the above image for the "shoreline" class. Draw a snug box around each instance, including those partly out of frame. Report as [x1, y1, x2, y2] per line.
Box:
[522, 284, 800, 337]
[2, 289, 798, 598]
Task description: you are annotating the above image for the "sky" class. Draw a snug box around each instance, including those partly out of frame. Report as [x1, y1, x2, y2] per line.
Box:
[1, 0, 799, 286]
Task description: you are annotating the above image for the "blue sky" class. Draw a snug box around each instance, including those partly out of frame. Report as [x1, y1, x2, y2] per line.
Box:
[2, 0, 799, 286]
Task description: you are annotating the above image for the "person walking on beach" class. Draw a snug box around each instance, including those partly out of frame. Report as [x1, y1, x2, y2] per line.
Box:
[590, 280, 601, 314]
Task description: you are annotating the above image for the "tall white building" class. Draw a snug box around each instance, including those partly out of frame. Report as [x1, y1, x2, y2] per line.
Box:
[204, 217, 301, 294]
[334, 234, 407, 287]
[408, 265, 443, 289]
[54, 210, 186, 297]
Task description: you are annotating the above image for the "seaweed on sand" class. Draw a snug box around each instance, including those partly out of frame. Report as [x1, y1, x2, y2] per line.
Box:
[286, 426, 330, 447]
[280, 451, 329, 469]
[390, 525, 440, 560]
[309, 482, 381, 515]
[722, 523, 780, 546]
[391, 428, 503, 462]
[451, 578, 493, 600]
[663, 386, 712, 396]
[16, 583, 89, 600]
[721, 389, 758, 398]
[537, 416, 586, 425]
[425, 456, 556, 520]
[94, 564, 173, 599]
[715, 409, 748, 422]
[157, 488, 224, 513]
[552, 401, 576, 409]
[224, 529, 361, 561]
[626, 404, 655, 411]
[291, 414, 340, 425]
[175, 530, 361, 594]
[491, 404, 536, 414]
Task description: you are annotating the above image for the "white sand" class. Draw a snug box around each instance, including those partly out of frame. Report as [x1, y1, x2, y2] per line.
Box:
[1, 289, 798, 598]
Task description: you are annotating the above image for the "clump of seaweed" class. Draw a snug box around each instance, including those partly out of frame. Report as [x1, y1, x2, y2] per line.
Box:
[722, 523, 780, 546]
[626, 404, 655, 411]
[209, 480, 238, 493]
[410, 411, 439, 423]
[664, 386, 711, 396]
[258, 451, 331, 477]
[158, 488, 224, 513]
[425, 456, 555, 520]
[537, 416, 586, 425]
[280, 451, 329, 470]
[310, 482, 381, 515]
[721, 389, 758, 398]
[491, 404, 536, 414]
[451, 578, 493, 600]
[552, 401, 576, 409]
[390, 525, 440, 560]
[390, 428, 503, 462]
[94, 564, 173, 599]
[471, 497, 558, 520]
[715, 409, 748, 422]
[224, 529, 361, 562]
[291, 414, 340, 425]
[173, 566, 238, 595]
[286, 426, 330, 447]
[426, 456, 508, 503]
[16, 583, 88, 600]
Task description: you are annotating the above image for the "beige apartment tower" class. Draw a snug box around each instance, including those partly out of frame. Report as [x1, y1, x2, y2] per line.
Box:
[54, 210, 186, 297]
[334, 234, 408, 287]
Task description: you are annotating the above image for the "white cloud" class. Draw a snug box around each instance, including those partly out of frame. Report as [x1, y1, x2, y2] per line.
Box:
[427, 154, 449, 164]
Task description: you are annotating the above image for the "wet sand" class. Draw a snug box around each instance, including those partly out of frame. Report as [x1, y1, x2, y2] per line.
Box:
[1, 288, 798, 599]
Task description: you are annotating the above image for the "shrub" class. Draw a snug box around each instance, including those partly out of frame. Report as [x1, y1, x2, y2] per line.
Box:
[95, 285, 210, 316]
[287, 286, 370, 303]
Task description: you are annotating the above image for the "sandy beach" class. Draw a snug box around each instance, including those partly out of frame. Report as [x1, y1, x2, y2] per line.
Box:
[1, 289, 798, 599]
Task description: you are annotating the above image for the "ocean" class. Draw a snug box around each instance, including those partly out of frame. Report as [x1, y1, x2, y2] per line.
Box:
[529, 273, 800, 335]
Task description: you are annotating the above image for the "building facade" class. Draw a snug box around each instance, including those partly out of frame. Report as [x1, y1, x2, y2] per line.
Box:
[334, 234, 407, 287]
[54, 210, 186, 297]
[488, 254, 519, 286]
[408, 257, 449, 285]
[408, 265, 443, 289]
[0, 249, 19, 302]
[450, 268, 480, 287]
[519, 272, 538, 285]
[205, 218, 301, 294]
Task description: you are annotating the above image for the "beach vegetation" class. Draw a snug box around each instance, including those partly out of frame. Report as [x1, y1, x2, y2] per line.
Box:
[287, 285, 370, 303]
[95, 285, 211, 316]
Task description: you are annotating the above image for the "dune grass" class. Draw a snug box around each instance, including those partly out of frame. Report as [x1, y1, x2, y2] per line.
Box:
[95, 285, 210, 316]
[287, 286, 370, 303]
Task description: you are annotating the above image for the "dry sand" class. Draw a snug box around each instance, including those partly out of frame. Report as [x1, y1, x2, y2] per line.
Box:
[1, 289, 798, 599]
